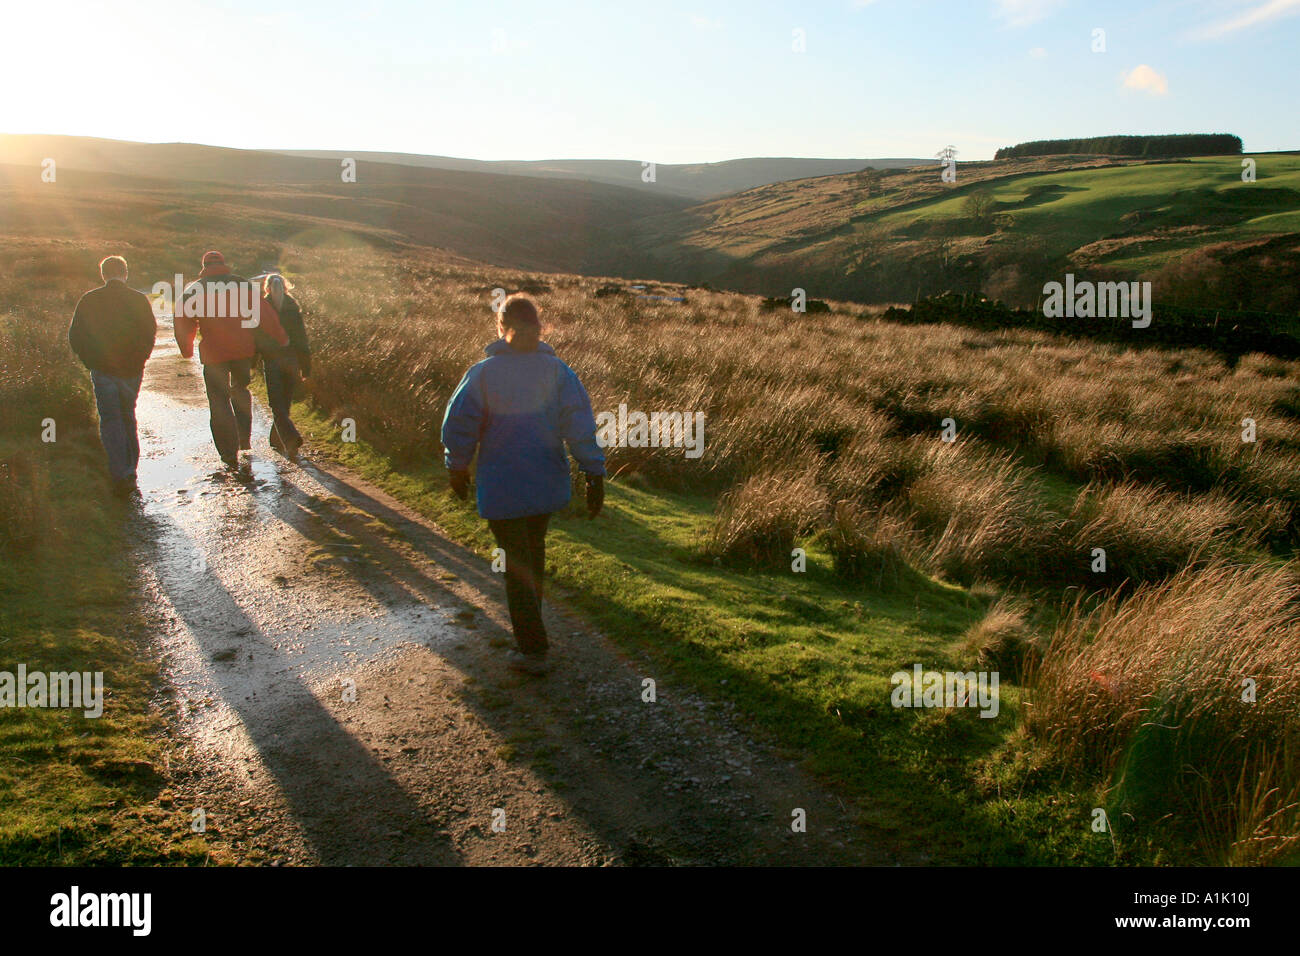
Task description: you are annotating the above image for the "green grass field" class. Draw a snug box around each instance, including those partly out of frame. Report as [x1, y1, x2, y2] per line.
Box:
[876, 156, 1300, 269]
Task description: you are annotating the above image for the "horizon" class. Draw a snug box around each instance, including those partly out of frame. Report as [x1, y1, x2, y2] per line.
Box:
[2, 131, 1289, 168]
[4, 0, 1297, 163]
[0, 132, 934, 164]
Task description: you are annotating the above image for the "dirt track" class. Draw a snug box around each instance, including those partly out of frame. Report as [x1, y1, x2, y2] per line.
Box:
[126, 323, 909, 866]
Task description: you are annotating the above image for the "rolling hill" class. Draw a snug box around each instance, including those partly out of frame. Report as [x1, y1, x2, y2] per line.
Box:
[586, 152, 1300, 314]
[5, 133, 1297, 316]
[5, 131, 1300, 869]
[0, 135, 690, 275]
[272, 151, 929, 200]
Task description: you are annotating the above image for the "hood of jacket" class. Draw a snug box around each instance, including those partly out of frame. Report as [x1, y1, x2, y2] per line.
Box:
[485, 338, 555, 358]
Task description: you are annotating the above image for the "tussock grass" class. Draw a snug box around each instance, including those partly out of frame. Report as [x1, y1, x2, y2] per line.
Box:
[822, 431, 928, 505]
[1, 297, 95, 553]
[1067, 481, 1250, 585]
[0, 309, 92, 441]
[1025, 562, 1300, 863]
[703, 469, 826, 568]
[287, 246, 1300, 571]
[962, 595, 1040, 683]
[905, 443, 1059, 585]
[826, 501, 917, 589]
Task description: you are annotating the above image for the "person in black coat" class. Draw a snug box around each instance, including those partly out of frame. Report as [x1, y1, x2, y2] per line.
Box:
[259, 274, 311, 458]
[69, 256, 157, 496]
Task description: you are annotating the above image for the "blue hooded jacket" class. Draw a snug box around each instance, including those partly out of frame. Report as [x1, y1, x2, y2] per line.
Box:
[441, 339, 606, 520]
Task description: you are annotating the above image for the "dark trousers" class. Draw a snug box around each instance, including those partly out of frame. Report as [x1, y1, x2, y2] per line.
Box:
[202, 359, 253, 462]
[487, 513, 552, 655]
[90, 371, 142, 481]
[263, 355, 302, 446]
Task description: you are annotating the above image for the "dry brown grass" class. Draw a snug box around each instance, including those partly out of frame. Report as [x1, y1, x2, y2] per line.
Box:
[826, 501, 917, 588]
[1, 279, 95, 551]
[905, 442, 1057, 584]
[962, 594, 1041, 683]
[703, 469, 826, 568]
[1025, 562, 1300, 863]
[0, 291, 92, 440]
[1067, 481, 1251, 585]
[278, 245, 1300, 598]
[0, 449, 51, 554]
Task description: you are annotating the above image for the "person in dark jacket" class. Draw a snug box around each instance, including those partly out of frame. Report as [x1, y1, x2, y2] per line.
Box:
[69, 256, 157, 496]
[441, 294, 605, 676]
[258, 274, 310, 459]
[174, 251, 288, 468]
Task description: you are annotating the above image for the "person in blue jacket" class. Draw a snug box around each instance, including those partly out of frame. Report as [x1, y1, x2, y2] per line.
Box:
[441, 293, 606, 675]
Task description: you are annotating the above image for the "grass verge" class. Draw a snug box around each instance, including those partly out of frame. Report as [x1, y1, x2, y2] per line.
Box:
[0, 428, 224, 865]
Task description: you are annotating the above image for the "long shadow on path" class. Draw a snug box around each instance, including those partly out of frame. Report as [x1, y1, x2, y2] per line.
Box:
[130, 504, 461, 866]
[275, 460, 915, 865]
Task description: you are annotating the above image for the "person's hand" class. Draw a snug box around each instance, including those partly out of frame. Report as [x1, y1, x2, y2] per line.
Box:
[585, 474, 604, 518]
[449, 470, 470, 500]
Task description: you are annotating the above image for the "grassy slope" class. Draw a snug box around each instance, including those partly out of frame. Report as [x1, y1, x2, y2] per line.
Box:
[9, 140, 1293, 306]
[878, 156, 1300, 269]
[0, 135, 690, 277]
[294, 401, 1118, 865]
[597, 154, 1300, 296]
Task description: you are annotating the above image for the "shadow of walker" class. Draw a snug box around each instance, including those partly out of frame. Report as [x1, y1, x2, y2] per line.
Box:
[132, 507, 462, 866]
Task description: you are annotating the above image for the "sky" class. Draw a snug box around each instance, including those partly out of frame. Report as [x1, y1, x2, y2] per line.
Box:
[1, 0, 1296, 162]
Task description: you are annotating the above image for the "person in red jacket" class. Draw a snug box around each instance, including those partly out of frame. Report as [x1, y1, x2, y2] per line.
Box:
[69, 256, 157, 497]
[174, 251, 288, 468]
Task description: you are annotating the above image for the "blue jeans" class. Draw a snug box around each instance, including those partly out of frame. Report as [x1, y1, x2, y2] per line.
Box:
[90, 371, 142, 482]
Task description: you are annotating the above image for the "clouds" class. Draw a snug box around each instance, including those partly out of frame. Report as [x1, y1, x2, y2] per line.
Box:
[992, 0, 1067, 28]
[1123, 64, 1169, 95]
[1190, 0, 1300, 39]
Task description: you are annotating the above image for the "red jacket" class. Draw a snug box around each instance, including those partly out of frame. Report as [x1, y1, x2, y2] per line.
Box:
[174, 264, 288, 364]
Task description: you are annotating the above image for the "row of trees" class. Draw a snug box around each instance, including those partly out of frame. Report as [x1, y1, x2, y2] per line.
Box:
[994, 134, 1242, 160]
